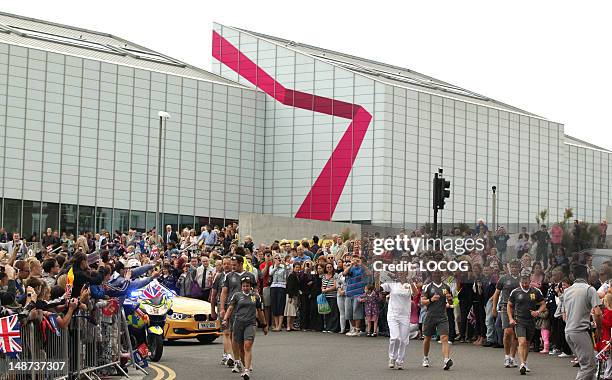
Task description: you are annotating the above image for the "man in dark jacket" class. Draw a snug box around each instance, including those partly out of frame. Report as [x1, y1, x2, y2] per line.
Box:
[533, 225, 551, 269]
[298, 262, 314, 331]
[163, 225, 179, 247]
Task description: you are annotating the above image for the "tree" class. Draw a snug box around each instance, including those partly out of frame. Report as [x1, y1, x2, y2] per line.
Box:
[535, 209, 549, 225]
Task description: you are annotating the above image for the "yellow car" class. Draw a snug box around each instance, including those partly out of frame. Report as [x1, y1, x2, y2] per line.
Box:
[164, 295, 221, 344]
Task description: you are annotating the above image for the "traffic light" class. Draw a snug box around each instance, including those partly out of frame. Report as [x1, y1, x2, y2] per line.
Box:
[438, 177, 451, 209]
[433, 172, 451, 210]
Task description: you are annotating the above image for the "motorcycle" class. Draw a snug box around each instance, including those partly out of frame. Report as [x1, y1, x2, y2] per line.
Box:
[125, 280, 173, 362]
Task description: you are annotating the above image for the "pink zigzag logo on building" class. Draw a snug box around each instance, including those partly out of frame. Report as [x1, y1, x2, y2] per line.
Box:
[212, 31, 372, 221]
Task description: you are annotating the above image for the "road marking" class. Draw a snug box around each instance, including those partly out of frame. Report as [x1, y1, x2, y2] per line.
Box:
[149, 363, 176, 380]
[149, 363, 165, 380]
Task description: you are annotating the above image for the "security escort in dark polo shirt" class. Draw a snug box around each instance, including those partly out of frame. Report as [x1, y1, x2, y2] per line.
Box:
[507, 274, 545, 375]
[492, 260, 521, 369]
[421, 270, 454, 371]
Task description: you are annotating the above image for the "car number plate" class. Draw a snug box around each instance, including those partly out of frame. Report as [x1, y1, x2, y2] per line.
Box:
[198, 322, 217, 329]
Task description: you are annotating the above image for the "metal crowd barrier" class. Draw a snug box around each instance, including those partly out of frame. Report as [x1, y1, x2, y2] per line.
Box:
[0, 299, 133, 380]
[0, 318, 68, 380]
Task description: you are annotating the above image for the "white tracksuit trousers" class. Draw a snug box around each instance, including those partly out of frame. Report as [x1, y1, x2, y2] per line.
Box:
[388, 317, 411, 363]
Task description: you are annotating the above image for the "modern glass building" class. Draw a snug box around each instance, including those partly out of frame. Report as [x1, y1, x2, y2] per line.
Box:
[212, 23, 611, 230]
[0, 12, 265, 237]
[0, 12, 609, 237]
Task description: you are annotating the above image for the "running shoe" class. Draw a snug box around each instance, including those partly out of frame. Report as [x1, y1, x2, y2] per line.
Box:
[221, 354, 228, 366]
[510, 358, 518, 368]
[422, 357, 430, 368]
[504, 357, 511, 368]
[240, 368, 250, 380]
[558, 353, 572, 358]
[395, 361, 404, 370]
[232, 361, 243, 373]
[443, 358, 453, 371]
[388, 359, 395, 369]
[226, 356, 235, 368]
[549, 349, 560, 355]
[519, 364, 527, 375]
[525, 364, 531, 372]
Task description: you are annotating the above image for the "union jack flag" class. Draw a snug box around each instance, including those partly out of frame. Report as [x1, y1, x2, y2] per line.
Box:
[150, 245, 159, 258]
[142, 282, 163, 300]
[0, 315, 22, 353]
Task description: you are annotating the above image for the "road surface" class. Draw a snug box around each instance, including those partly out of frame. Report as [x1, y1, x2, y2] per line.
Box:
[144, 331, 577, 379]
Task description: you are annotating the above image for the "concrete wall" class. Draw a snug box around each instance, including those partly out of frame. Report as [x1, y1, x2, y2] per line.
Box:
[239, 213, 362, 246]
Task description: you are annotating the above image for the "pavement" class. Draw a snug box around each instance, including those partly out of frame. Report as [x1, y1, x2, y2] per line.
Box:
[139, 331, 579, 380]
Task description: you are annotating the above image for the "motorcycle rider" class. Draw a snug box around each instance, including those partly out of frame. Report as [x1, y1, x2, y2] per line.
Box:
[107, 260, 160, 302]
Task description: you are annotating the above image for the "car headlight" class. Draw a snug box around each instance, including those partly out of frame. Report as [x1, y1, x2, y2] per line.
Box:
[167, 312, 192, 320]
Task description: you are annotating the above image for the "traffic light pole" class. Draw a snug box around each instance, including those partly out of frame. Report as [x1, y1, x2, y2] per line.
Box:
[433, 173, 440, 239]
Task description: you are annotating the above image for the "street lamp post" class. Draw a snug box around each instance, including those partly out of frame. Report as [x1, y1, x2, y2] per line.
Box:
[156, 111, 170, 237]
[492, 186, 497, 231]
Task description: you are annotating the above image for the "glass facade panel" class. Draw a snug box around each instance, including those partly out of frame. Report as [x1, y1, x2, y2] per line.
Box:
[146, 212, 156, 232]
[113, 209, 130, 234]
[163, 213, 178, 231]
[2, 199, 21, 235]
[41, 202, 59, 234]
[96, 207, 113, 232]
[195, 216, 209, 232]
[60, 203, 78, 235]
[179, 215, 193, 230]
[130, 210, 146, 232]
[22, 200, 41, 240]
[78, 206, 95, 234]
[210, 217, 224, 229]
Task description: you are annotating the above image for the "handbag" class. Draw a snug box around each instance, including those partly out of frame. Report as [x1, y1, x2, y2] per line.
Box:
[190, 268, 205, 298]
[317, 294, 331, 315]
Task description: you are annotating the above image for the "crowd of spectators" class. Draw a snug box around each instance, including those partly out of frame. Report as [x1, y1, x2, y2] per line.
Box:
[0, 218, 610, 376]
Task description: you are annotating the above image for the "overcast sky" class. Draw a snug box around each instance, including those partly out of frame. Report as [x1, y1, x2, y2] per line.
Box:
[5, 1, 612, 150]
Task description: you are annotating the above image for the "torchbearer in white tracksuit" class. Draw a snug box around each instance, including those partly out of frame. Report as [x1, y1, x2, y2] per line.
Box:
[381, 273, 418, 370]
